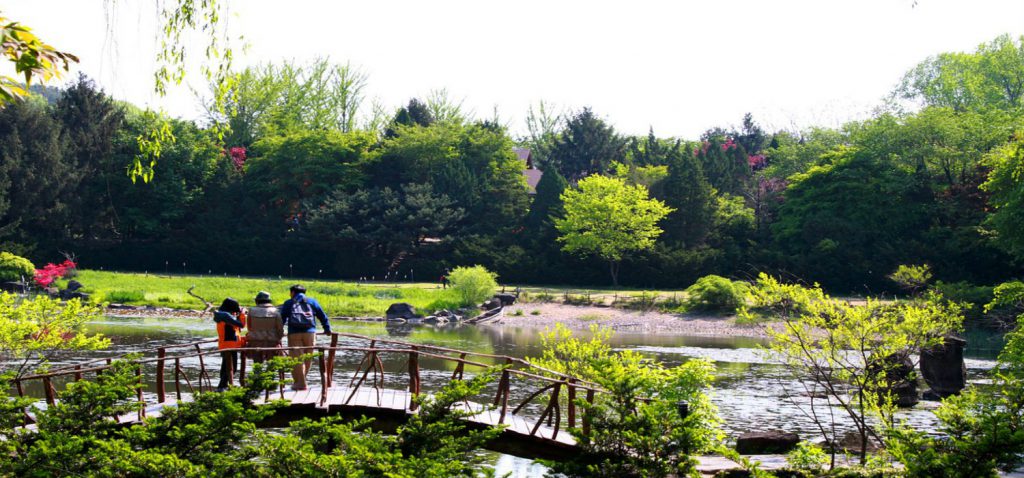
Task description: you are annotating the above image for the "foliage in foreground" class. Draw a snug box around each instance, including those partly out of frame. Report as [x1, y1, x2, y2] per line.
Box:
[532, 323, 721, 478]
[746, 274, 964, 466]
[0, 355, 503, 477]
[0, 292, 108, 378]
[886, 313, 1024, 478]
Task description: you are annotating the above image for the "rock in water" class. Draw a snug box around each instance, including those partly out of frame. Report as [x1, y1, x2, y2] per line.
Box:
[867, 353, 919, 407]
[385, 303, 419, 321]
[735, 431, 800, 454]
[920, 335, 967, 398]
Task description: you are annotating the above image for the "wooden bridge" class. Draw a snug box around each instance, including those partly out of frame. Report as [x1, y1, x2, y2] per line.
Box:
[10, 333, 596, 460]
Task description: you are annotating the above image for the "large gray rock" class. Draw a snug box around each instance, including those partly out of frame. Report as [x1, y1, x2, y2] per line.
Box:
[920, 335, 967, 398]
[494, 293, 517, 306]
[385, 303, 419, 321]
[481, 298, 502, 311]
[66, 280, 83, 291]
[735, 431, 800, 454]
[867, 353, 918, 408]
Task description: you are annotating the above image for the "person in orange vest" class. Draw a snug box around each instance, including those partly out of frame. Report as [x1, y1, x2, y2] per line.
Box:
[214, 297, 247, 392]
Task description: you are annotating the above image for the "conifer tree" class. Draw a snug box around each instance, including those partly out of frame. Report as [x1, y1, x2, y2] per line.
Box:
[661, 148, 715, 247]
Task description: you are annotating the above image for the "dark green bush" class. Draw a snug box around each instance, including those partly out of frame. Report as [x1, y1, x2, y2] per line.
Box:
[933, 280, 994, 320]
[684, 275, 749, 314]
[0, 252, 34, 283]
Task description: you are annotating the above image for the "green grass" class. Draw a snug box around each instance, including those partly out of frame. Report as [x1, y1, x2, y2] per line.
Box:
[67, 270, 462, 317]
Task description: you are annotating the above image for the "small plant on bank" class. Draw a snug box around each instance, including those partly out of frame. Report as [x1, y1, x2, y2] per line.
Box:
[530, 309, 541, 315]
[684, 275, 749, 314]
[447, 265, 498, 307]
[0, 252, 34, 283]
[786, 441, 830, 476]
[511, 308, 524, 316]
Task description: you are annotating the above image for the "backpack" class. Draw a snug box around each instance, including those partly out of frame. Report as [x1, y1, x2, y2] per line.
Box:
[288, 299, 316, 329]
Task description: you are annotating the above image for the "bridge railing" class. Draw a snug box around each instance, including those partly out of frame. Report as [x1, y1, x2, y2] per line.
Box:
[10, 333, 605, 440]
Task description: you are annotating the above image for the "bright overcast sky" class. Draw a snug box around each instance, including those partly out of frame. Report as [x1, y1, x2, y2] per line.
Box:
[4, 0, 1024, 138]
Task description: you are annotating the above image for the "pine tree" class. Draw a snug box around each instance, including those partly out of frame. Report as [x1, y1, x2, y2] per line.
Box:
[661, 148, 715, 247]
[524, 168, 568, 238]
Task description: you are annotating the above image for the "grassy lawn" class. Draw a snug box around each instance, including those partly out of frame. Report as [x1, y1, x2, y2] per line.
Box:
[61, 270, 694, 317]
[66, 270, 464, 317]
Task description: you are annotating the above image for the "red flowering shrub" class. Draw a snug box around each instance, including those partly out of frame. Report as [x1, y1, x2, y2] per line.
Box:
[748, 154, 767, 170]
[33, 260, 77, 288]
[229, 146, 247, 171]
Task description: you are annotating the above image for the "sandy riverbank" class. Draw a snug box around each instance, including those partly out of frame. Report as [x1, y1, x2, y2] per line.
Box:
[485, 303, 776, 338]
[104, 302, 778, 338]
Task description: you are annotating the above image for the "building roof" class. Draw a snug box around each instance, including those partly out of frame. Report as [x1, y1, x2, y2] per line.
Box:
[513, 147, 534, 169]
[524, 169, 543, 193]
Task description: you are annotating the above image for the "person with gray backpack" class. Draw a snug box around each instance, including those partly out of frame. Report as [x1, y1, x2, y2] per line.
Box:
[280, 284, 332, 390]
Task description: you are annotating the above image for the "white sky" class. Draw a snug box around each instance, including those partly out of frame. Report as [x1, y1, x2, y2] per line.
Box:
[4, 0, 1024, 138]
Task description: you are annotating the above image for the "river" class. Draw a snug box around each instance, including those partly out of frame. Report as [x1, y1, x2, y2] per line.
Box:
[73, 316, 1004, 477]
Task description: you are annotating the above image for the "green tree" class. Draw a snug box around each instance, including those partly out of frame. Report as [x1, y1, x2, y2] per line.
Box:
[547, 107, 627, 181]
[0, 12, 77, 104]
[0, 293, 109, 378]
[555, 174, 673, 285]
[660, 147, 715, 247]
[447, 265, 498, 307]
[981, 131, 1024, 260]
[306, 183, 465, 272]
[524, 167, 568, 236]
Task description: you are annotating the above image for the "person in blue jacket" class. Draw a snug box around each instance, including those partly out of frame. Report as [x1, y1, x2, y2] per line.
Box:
[280, 284, 331, 390]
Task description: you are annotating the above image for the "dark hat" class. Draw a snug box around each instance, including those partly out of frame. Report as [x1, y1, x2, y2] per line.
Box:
[255, 291, 272, 304]
[290, 284, 306, 294]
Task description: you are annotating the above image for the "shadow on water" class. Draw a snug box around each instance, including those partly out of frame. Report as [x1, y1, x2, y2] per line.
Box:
[72, 316, 1009, 477]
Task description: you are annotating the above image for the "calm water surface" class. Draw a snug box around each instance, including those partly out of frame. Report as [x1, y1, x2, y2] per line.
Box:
[75, 317, 1004, 477]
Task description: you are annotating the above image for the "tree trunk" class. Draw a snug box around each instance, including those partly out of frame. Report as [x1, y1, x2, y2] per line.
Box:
[609, 261, 619, 287]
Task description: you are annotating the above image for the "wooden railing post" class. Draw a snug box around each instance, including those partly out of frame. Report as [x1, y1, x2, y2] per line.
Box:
[194, 344, 209, 392]
[567, 379, 576, 429]
[136, 365, 145, 421]
[74, 365, 83, 382]
[156, 348, 166, 403]
[318, 349, 328, 406]
[42, 376, 55, 405]
[174, 357, 182, 401]
[495, 369, 510, 424]
[408, 347, 420, 411]
[326, 333, 338, 388]
[582, 389, 595, 436]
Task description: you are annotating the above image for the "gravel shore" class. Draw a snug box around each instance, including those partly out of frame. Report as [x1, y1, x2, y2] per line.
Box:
[491, 303, 773, 338]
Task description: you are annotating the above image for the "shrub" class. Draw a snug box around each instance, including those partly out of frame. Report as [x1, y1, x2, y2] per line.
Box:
[0, 252, 34, 283]
[105, 290, 145, 303]
[684, 275, 748, 313]
[786, 441, 829, 475]
[933, 280, 994, 320]
[447, 265, 498, 307]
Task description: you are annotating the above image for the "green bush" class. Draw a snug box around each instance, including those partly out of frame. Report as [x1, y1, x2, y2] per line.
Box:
[684, 275, 748, 313]
[933, 280, 994, 319]
[0, 252, 34, 283]
[786, 441, 829, 475]
[105, 290, 145, 303]
[447, 265, 498, 307]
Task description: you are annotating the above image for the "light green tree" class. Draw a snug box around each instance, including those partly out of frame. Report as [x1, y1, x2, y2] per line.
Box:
[742, 274, 963, 467]
[981, 131, 1024, 260]
[555, 174, 672, 286]
[0, 12, 77, 105]
[0, 293, 109, 378]
[447, 265, 498, 307]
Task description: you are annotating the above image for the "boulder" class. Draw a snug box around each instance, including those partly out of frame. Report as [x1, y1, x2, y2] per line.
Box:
[735, 431, 800, 454]
[920, 335, 967, 398]
[66, 280, 83, 291]
[481, 298, 502, 311]
[494, 293, 517, 306]
[867, 353, 918, 408]
[385, 303, 419, 321]
[824, 431, 882, 454]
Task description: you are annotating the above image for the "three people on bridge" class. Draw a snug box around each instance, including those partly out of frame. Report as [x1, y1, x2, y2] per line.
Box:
[213, 284, 332, 392]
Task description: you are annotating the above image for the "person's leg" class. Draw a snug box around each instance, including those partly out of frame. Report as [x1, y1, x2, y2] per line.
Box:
[287, 334, 307, 390]
[298, 332, 315, 383]
[218, 351, 233, 391]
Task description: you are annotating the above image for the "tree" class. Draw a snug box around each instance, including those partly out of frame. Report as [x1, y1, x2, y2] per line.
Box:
[0, 12, 77, 105]
[0, 293, 109, 378]
[447, 265, 498, 307]
[555, 174, 673, 285]
[385, 98, 435, 137]
[306, 183, 465, 272]
[547, 108, 627, 181]
[524, 167, 568, 236]
[982, 132, 1024, 260]
[743, 275, 963, 467]
[660, 148, 715, 247]
[894, 34, 1024, 112]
